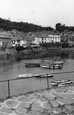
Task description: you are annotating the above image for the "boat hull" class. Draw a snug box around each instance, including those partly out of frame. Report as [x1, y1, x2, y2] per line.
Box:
[51, 80, 74, 87]
[25, 63, 40, 67]
[42, 64, 63, 69]
[35, 74, 53, 78]
[18, 73, 34, 78]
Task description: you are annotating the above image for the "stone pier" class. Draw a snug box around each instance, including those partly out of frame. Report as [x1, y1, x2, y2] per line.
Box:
[0, 86, 74, 115]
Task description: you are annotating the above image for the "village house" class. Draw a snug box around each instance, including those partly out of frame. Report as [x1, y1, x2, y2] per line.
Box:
[67, 32, 74, 47]
[0, 35, 12, 48]
[47, 34, 61, 43]
[60, 31, 74, 47]
[12, 37, 26, 47]
[32, 33, 61, 45]
[24, 32, 36, 47]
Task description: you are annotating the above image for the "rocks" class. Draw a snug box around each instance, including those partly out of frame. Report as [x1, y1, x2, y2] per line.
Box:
[43, 102, 52, 109]
[31, 103, 44, 112]
[15, 107, 27, 114]
[6, 99, 19, 108]
[1, 86, 74, 115]
[0, 103, 3, 108]
[17, 95, 37, 103]
[43, 108, 53, 114]
[50, 100, 59, 107]
[0, 112, 9, 115]
[9, 111, 19, 115]
[53, 107, 62, 114]
[19, 102, 30, 108]
[65, 104, 74, 112]
[43, 93, 55, 100]
[0, 107, 13, 114]
[57, 97, 73, 105]
[39, 97, 48, 102]
[27, 110, 41, 115]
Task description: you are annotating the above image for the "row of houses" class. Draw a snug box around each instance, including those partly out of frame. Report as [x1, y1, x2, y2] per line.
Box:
[0, 34, 61, 48]
[0, 31, 74, 48]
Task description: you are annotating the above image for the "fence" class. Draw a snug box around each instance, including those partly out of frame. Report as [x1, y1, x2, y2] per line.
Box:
[0, 71, 74, 99]
[0, 74, 53, 99]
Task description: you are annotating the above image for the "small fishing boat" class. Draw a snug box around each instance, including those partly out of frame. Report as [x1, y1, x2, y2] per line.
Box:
[60, 80, 74, 86]
[18, 73, 34, 78]
[42, 64, 63, 69]
[25, 63, 40, 67]
[51, 79, 74, 87]
[35, 74, 53, 78]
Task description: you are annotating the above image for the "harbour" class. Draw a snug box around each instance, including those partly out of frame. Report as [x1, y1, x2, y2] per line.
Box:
[0, 52, 74, 99]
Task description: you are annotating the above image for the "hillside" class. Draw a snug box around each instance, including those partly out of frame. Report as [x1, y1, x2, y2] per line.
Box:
[0, 18, 54, 32]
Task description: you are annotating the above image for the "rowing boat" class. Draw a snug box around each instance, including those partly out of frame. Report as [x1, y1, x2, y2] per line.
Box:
[35, 74, 53, 78]
[25, 63, 40, 67]
[18, 73, 34, 78]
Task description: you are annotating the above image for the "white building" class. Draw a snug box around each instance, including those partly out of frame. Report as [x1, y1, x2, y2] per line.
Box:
[48, 35, 61, 43]
[32, 34, 61, 44]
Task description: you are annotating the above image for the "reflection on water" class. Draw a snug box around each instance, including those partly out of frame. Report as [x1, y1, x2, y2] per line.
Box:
[0, 52, 74, 98]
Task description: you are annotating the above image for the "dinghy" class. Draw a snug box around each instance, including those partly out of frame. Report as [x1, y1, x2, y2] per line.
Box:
[18, 73, 34, 78]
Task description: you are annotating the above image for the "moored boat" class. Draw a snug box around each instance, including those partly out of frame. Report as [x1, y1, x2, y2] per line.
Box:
[34, 74, 41, 77]
[25, 63, 40, 67]
[35, 74, 53, 78]
[42, 64, 63, 69]
[51, 79, 74, 87]
[18, 73, 34, 78]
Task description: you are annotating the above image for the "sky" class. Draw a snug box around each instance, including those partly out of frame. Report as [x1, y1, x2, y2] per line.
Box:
[0, 0, 74, 28]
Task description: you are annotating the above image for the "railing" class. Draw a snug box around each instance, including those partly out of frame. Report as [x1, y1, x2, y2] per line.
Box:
[0, 71, 74, 99]
[0, 74, 52, 99]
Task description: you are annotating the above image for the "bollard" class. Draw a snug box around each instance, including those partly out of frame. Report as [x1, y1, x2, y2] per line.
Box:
[8, 80, 10, 98]
[49, 78, 52, 89]
[47, 74, 49, 89]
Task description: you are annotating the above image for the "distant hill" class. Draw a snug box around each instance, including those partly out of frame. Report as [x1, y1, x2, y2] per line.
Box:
[0, 18, 54, 32]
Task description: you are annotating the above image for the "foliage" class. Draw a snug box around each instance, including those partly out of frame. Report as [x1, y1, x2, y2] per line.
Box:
[0, 18, 54, 32]
[55, 23, 74, 32]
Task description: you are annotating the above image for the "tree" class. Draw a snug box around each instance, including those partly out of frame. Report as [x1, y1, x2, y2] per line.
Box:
[55, 23, 61, 31]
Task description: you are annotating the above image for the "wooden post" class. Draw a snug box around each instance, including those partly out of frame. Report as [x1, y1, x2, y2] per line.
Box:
[47, 74, 49, 89]
[8, 80, 10, 98]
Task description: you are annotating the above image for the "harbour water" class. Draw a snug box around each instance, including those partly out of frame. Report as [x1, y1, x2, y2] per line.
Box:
[0, 52, 74, 99]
